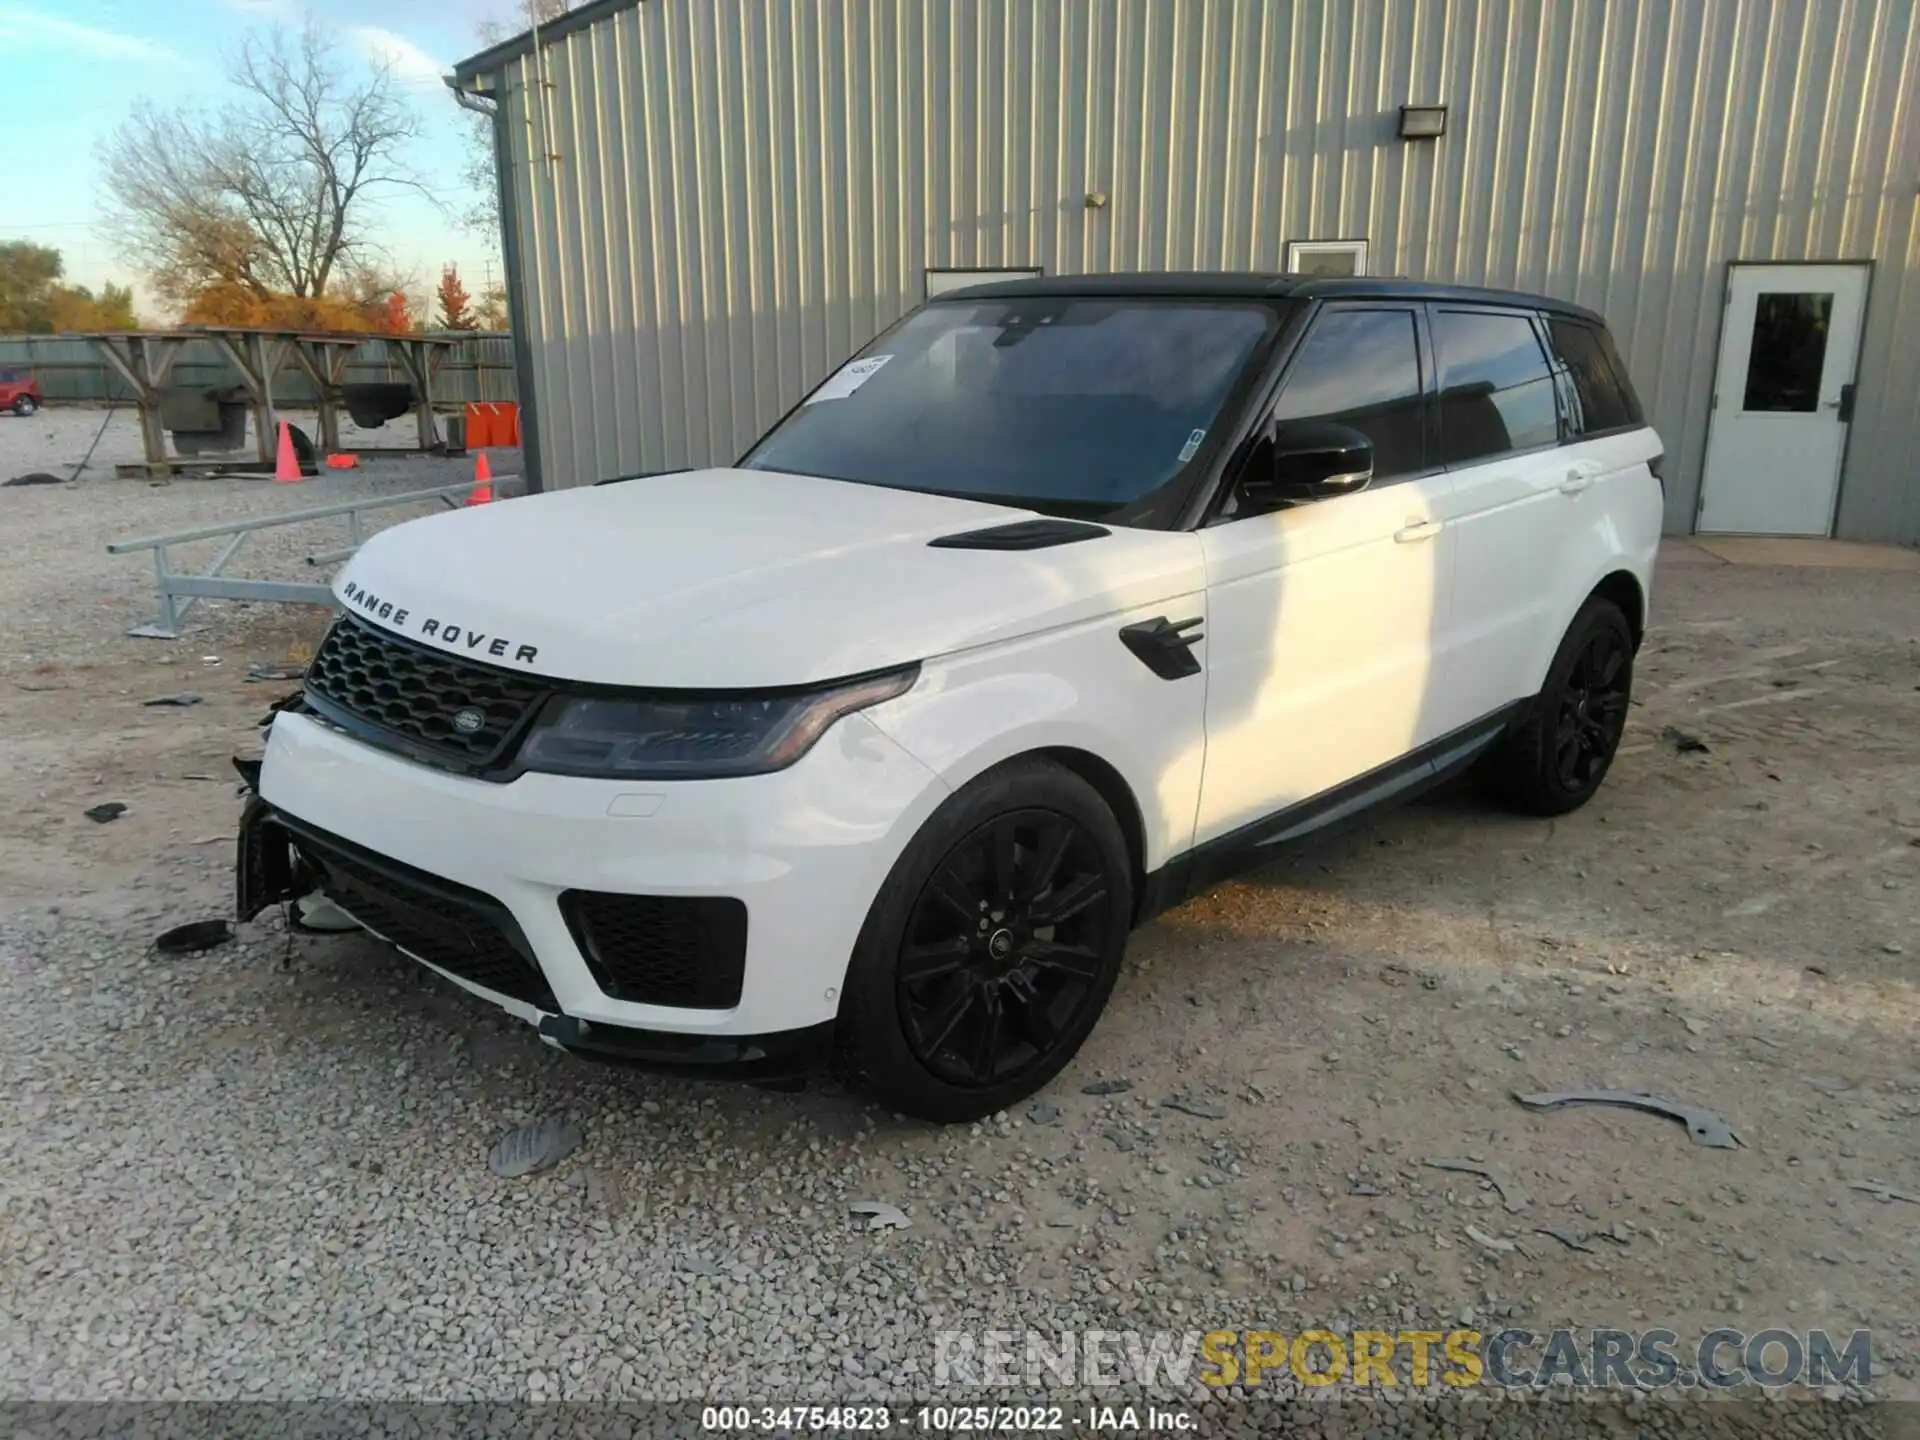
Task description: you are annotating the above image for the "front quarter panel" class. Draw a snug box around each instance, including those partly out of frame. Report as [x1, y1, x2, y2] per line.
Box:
[865, 589, 1210, 875]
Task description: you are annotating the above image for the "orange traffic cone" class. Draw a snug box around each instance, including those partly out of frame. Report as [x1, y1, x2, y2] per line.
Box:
[273, 420, 302, 483]
[465, 450, 493, 506]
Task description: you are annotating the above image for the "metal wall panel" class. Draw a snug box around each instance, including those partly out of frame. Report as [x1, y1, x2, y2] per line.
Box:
[486, 0, 1920, 542]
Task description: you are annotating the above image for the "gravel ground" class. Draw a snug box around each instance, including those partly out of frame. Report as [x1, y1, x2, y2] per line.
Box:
[0, 415, 1914, 1429]
[1, 407, 519, 668]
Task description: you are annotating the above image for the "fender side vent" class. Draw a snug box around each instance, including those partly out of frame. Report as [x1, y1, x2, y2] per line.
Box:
[928, 518, 1111, 550]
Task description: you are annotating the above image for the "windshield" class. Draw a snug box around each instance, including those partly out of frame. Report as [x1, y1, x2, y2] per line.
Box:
[741, 297, 1275, 518]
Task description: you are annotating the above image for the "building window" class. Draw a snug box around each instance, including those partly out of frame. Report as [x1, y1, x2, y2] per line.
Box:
[925, 267, 1043, 299]
[1285, 240, 1369, 278]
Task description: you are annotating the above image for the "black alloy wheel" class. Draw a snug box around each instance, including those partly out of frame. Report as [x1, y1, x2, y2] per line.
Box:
[1479, 594, 1636, 817]
[896, 808, 1112, 1089]
[1551, 622, 1631, 790]
[836, 758, 1133, 1122]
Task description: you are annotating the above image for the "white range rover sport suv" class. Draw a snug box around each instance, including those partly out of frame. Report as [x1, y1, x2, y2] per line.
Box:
[239, 273, 1663, 1122]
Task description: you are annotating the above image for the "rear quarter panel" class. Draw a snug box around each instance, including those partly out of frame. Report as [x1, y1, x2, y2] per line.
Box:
[1531, 425, 1665, 688]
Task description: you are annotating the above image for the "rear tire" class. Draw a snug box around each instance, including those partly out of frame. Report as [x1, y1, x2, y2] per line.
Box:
[1479, 596, 1634, 817]
[836, 758, 1132, 1123]
[12, 395, 37, 417]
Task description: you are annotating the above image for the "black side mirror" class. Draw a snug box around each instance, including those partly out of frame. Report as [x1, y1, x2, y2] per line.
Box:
[1239, 420, 1374, 511]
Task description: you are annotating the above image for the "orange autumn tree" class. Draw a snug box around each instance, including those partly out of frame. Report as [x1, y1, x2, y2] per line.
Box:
[372, 290, 412, 333]
[435, 265, 474, 330]
[180, 281, 376, 332]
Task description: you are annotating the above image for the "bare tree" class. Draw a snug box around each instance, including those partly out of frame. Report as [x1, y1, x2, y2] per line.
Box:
[99, 20, 430, 307]
[460, 0, 576, 240]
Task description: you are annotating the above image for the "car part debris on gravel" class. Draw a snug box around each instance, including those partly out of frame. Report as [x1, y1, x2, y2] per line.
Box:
[1513, 1089, 1744, 1148]
[1160, 1094, 1227, 1119]
[848, 1200, 911, 1232]
[143, 693, 202, 708]
[1663, 726, 1711, 754]
[83, 802, 127, 824]
[487, 1116, 581, 1179]
[1425, 1156, 1534, 1212]
[154, 920, 233, 956]
[1536, 1227, 1596, 1253]
[1850, 1181, 1920, 1205]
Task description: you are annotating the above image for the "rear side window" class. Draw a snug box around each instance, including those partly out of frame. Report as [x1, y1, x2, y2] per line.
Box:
[1549, 319, 1640, 435]
[1431, 310, 1559, 464]
[1268, 308, 1426, 479]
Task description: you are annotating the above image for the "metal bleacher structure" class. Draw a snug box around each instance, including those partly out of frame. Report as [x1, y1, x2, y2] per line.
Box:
[7, 326, 528, 639]
[0, 327, 519, 478]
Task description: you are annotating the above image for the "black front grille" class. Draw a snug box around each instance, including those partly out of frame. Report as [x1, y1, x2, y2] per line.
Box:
[305, 614, 549, 770]
[560, 891, 748, 1009]
[285, 820, 559, 1011]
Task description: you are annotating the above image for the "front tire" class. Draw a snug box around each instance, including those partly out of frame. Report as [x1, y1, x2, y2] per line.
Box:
[836, 758, 1133, 1123]
[1479, 596, 1635, 816]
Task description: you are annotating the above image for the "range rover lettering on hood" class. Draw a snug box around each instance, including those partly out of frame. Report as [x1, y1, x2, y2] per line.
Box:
[340, 580, 539, 665]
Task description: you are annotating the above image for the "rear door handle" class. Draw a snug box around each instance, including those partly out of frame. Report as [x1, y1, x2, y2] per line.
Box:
[1559, 470, 1593, 496]
[1394, 519, 1443, 543]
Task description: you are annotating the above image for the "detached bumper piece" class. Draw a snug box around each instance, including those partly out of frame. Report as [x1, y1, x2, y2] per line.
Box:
[536, 1013, 836, 1082]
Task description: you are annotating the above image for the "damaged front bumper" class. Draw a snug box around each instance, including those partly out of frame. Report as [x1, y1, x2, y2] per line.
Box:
[233, 797, 836, 1081]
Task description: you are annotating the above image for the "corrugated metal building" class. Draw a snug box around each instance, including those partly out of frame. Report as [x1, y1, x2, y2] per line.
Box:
[452, 0, 1920, 543]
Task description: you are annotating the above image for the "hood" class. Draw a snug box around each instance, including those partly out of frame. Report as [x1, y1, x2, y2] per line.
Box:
[332, 468, 1205, 687]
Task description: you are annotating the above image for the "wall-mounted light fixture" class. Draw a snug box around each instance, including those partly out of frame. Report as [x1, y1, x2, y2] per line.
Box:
[1398, 104, 1448, 140]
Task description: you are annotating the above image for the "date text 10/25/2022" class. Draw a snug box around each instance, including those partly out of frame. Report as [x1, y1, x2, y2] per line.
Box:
[701, 1406, 1194, 1432]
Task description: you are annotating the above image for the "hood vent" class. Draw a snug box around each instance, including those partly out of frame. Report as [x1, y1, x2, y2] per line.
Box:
[928, 518, 1111, 551]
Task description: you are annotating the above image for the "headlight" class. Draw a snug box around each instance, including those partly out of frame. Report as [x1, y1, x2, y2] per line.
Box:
[516, 665, 918, 780]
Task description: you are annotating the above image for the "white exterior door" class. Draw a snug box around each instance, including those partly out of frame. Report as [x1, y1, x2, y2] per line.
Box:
[1195, 477, 1455, 845]
[1193, 303, 1457, 846]
[1697, 264, 1868, 536]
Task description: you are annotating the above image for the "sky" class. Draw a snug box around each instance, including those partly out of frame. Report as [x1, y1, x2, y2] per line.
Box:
[0, 0, 521, 317]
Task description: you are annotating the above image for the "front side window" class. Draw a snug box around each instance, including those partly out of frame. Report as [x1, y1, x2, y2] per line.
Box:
[1267, 308, 1426, 479]
[742, 298, 1277, 520]
[1549, 319, 1637, 435]
[1431, 310, 1559, 464]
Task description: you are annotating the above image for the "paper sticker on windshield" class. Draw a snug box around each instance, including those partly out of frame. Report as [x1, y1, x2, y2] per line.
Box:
[806, 355, 892, 403]
[1177, 428, 1207, 463]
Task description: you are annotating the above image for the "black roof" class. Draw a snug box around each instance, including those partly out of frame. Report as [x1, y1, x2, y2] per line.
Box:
[932, 271, 1606, 323]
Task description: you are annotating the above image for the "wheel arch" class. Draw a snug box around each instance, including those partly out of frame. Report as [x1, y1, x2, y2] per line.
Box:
[1029, 745, 1148, 908]
[1591, 568, 1646, 648]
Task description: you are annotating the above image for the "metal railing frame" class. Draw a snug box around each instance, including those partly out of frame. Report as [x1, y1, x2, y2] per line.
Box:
[106, 482, 479, 638]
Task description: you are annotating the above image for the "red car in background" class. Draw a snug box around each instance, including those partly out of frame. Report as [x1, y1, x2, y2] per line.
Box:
[0, 366, 43, 416]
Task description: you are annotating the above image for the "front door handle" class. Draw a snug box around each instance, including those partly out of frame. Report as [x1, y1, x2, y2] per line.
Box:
[1394, 519, 1443, 543]
[1559, 470, 1593, 496]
